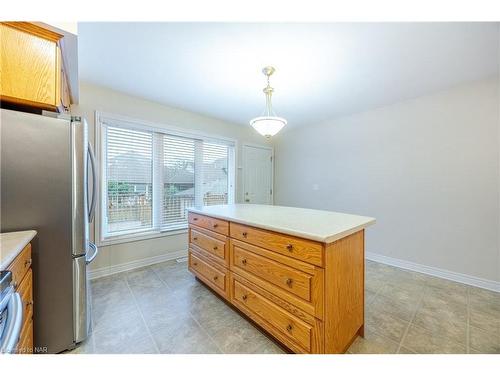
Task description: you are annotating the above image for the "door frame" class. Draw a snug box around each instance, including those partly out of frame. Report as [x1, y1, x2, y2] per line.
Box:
[242, 143, 274, 205]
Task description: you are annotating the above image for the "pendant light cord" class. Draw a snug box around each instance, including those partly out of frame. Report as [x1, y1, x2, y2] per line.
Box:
[263, 74, 275, 117]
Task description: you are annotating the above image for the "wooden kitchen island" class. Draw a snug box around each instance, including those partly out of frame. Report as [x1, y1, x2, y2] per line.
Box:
[187, 204, 375, 354]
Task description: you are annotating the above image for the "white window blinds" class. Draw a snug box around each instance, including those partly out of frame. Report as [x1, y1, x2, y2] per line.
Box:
[100, 115, 235, 241]
[105, 126, 153, 235]
[162, 135, 195, 230]
[202, 142, 230, 206]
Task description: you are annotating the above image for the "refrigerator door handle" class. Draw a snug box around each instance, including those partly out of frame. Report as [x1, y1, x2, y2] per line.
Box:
[87, 142, 97, 223]
[86, 242, 99, 265]
[73, 256, 88, 344]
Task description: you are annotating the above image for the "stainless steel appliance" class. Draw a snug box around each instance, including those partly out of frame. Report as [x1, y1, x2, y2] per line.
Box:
[0, 271, 23, 354]
[0, 109, 98, 353]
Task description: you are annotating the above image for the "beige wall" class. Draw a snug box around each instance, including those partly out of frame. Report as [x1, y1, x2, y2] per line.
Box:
[72, 82, 270, 274]
[273, 79, 500, 282]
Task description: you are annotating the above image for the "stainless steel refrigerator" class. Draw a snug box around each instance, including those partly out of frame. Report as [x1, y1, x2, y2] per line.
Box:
[0, 108, 98, 353]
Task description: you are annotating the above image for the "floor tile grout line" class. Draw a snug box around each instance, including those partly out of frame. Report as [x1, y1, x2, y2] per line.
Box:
[405, 284, 469, 352]
[89, 278, 136, 335]
[189, 311, 226, 354]
[366, 282, 384, 306]
[150, 263, 226, 354]
[123, 272, 162, 354]
[149, 264, 174, 291]
[363, 278, 420, 351]
[395, 285, 425, 353]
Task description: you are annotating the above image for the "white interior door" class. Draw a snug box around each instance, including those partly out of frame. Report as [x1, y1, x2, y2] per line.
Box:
[243, 144, 273, 204]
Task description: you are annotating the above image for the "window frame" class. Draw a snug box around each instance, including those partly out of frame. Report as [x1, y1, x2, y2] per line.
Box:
[94, 111, 237, 247]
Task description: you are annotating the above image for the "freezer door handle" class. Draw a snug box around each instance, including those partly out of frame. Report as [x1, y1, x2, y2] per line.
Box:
[73, 256, 89, 344]
[87, 142, 97, 223]
[86, 242, 98, 265]
[0, 289, 23, 354]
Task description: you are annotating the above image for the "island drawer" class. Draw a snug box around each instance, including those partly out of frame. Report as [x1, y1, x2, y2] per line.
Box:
[189, 249, 229, 299]
[189, 227, 228, 266]
[230, 239, 324, 319]
[231, 277, 314, 353]
[231, 240, 312, 301]
[7, 243, 32, 288]
[230, 223, 324, 267]
[189, 212, 229, 235]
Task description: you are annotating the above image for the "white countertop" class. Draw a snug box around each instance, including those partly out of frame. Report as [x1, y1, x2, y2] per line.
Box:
[187, 204, 375, 243]
[0, 230, 37, 270]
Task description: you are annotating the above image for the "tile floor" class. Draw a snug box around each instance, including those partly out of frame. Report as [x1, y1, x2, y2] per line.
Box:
[69, 259, 500, 354]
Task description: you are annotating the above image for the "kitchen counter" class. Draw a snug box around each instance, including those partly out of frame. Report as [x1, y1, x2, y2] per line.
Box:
[187, 204, 375, 243]
[0, 230, 37, 270]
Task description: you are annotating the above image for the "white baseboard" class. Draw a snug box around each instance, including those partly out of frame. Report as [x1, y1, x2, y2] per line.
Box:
[366, 251, 500, 292]
[89, 249, 188, 280]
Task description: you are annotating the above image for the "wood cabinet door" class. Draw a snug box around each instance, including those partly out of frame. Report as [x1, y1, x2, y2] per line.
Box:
[0, 22, 62, 110]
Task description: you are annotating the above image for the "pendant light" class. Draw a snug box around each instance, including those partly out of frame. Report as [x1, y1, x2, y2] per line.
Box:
[249, 66, 287, 138]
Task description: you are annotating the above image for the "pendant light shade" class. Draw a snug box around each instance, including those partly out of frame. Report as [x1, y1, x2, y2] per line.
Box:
[250, 116, 287, 138]
[250, 66, 287, 138]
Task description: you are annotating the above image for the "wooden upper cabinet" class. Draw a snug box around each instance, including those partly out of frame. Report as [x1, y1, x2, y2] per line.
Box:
[0, 22, 72, 112]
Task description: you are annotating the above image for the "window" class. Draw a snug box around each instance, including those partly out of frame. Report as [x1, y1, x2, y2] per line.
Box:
[98, 113, 235, 243]
[202, 142, 231, 206]
[105, 126, 153, 235]
[162, 135, 195, 230]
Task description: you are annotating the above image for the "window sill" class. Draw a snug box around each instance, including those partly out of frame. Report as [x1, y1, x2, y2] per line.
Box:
[98, 227, 188, 247]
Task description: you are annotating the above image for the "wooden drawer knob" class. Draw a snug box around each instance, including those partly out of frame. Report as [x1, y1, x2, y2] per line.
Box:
[241, 259, 247, 265]
[242, 232, 248, 238]
[213, 223, 218, 228]
[213, 246, 218, 250]
[286, 324, 293, 332]
[193, 217, 198, 221]
[242, 295, 248, 301]
[193, 237, 198, 241]
[193, 262, 198, 266]
[286, 278, 293, 287]
[286, 244, 293, 252]
[24, 259, 32, 267]
[213, 275, 218, 281]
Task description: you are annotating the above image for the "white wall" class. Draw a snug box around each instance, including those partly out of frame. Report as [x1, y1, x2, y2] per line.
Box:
[72, 82, 270, 274]
[273, 79, 500, 283]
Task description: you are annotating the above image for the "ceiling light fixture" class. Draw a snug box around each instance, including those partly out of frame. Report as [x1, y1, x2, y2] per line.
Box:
[249, 66, 287, 138]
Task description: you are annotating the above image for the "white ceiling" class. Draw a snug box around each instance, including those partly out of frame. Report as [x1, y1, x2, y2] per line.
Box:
[78, 23, 499, 128]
